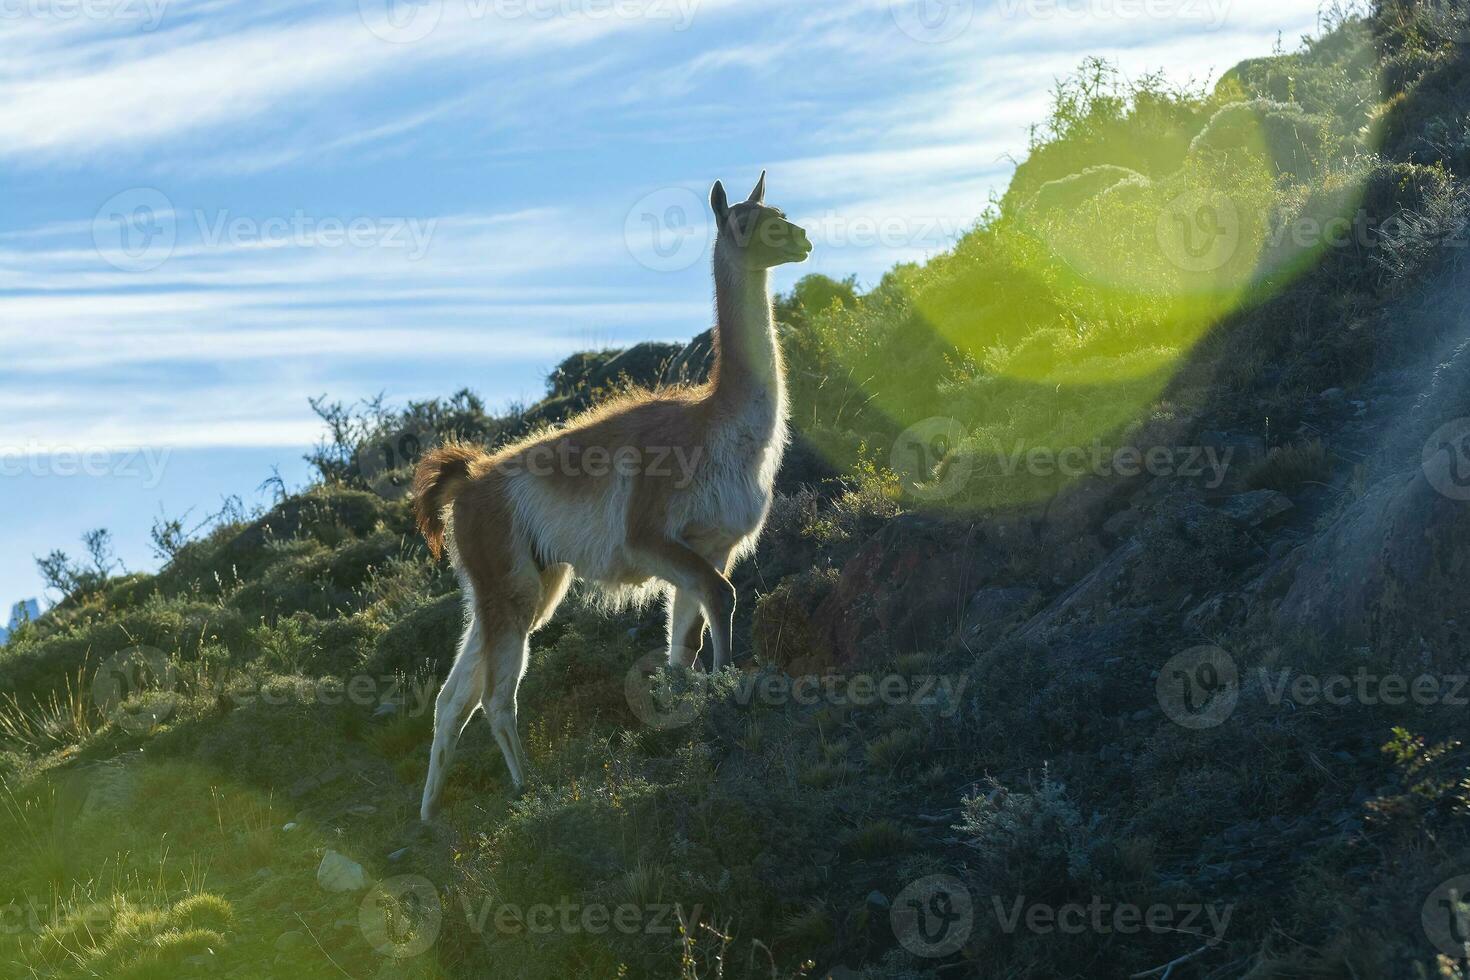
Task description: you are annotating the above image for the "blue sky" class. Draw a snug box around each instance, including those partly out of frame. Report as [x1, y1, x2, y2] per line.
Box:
[0, 0, 1318, 608]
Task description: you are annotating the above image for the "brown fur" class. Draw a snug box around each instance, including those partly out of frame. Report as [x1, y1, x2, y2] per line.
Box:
[411, 442, 483, 559]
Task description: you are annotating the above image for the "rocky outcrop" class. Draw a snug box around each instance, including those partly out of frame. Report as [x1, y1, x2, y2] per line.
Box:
[1269, 306, 1470, 658]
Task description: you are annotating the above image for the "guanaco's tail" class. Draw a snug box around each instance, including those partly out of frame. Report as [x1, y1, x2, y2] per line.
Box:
[412, 443, 482, 560]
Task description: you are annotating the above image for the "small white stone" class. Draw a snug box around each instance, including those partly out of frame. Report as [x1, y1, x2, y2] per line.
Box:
[316, 849, 368, 892]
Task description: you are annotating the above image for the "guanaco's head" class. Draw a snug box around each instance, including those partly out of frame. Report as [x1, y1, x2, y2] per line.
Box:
[710, 172, 812, 270]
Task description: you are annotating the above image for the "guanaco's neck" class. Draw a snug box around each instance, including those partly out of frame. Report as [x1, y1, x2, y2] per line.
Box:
[709, 249, 784, 411]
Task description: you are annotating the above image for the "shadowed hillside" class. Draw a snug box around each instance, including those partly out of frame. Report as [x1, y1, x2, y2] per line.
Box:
[6, 3, 1470, 977]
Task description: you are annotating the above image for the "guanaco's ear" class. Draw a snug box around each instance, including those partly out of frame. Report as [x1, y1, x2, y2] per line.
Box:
[710, 180, 729, 224]
[747, 170, 766, 204]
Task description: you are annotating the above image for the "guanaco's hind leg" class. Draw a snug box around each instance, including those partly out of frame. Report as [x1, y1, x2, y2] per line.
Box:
[476, 563, 569, 788]
[421, 506, 551, 819]
[420, 613, 486, 821]
[481, 630, 532, 788]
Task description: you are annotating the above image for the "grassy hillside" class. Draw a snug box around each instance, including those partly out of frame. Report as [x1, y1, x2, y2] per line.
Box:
[6, 4, 1470, 977]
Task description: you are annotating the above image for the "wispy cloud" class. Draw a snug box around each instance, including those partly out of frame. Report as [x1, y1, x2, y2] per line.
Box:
[0, 0, 1318, 455]
[0, 0, 746, 162]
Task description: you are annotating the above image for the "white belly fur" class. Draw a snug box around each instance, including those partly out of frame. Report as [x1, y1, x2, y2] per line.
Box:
[500, 401, 788, 611]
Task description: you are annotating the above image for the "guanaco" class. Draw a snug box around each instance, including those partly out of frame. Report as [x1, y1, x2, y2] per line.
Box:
[412, 173, 810, 819]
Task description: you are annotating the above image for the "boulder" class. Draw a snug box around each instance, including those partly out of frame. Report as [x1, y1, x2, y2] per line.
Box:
[1272, 467, 1470, 653]
[962, 588, 1044, 645]
[811, 514, 990, 663]
[1197, 429, 1268, 471]
[317, 850, 368, 893]
[1270, 294, 1470, 657]
[1217, 490, 1294, 527]
[1183, 593, 1250, 634]
[1019, 539, 1145, 640]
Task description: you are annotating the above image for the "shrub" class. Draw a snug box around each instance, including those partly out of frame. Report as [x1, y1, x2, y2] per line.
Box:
[1187, 98, 1331, 180]
[1030, 164, 1147, 213]
[751, 569, 839, 672]
[1246, 439, 1332, 489]
[957, 771, 1101, 893]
